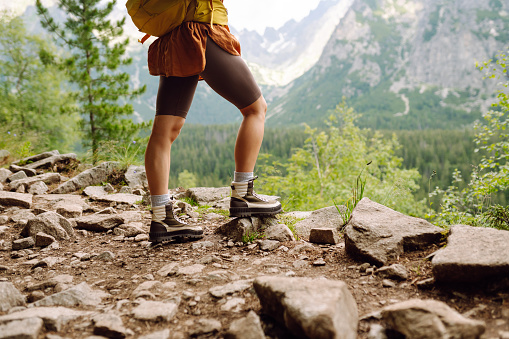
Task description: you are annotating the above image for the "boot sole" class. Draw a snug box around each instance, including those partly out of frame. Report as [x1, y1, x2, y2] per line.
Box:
[149, 231, 204, 243]
[229, 206, 283, 218]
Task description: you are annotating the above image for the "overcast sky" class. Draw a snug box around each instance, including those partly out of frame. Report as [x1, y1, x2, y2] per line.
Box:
[0, 0, 322, 34]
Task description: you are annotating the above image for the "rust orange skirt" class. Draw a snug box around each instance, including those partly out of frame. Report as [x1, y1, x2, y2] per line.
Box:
[148, 22, 241, 78]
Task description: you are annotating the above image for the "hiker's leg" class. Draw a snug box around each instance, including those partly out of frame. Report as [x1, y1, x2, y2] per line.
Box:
[146, 75, 204, 242]
[201, 38, 281, 217]
[145, 75, 198, 196]
[235, 95, 267, 172]
[200, 38, 265, 173]
[145, 115, 186, 195]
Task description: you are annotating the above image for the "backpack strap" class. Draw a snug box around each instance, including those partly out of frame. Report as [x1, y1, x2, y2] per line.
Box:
[139, 34, 151, 44]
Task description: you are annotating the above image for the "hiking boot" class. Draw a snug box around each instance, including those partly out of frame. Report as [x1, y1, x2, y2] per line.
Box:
[229, 176, 282, 217]
[149, 201, 203, 242]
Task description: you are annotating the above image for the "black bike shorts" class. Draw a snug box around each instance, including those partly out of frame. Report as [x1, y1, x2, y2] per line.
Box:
[155, 38, 262, 118]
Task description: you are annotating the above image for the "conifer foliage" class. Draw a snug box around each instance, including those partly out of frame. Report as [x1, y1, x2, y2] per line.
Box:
[36, 0, 147, 162]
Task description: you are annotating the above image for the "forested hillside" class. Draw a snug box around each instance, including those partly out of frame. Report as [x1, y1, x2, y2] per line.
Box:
[267, 0, 508, 129]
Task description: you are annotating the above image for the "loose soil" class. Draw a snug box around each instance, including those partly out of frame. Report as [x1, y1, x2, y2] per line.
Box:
[0, 199, 508, 338]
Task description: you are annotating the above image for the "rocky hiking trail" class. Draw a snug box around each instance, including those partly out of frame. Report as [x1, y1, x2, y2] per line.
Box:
[0, 150, 508, 339]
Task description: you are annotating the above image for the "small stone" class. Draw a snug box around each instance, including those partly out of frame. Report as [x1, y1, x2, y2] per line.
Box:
[416, 278, 435, 290]
[365, 267, 375, 275]
[220, 298, 245, 312]
[0, 282, 26, 311]
[0, 317, 44, 339]
[135, 234, 149, 242]
[95, 251, 115, 261]
[309, 227, 340, 244]
[259, 240, 280, 251]
[27, 290, 46, 303]
[35, 232, 56, 247]
[313, 258, 326, 266]
[12, 237, 35, 250]
[382, 279, 396, 288]
[189, 318, 222, 336]
[376, 264, 408, 281]
[93, 313, 127, 339]
[28, 181, 49, 195]
[225, 311, 265, 339]
[359, 263, 371, 272]
[132, 300, 179, 322]
[0, 216, 9, 225]
[8, 171, 28, 182]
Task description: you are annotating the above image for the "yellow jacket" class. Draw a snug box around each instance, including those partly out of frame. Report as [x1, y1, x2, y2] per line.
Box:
[193, 0, 228, 26]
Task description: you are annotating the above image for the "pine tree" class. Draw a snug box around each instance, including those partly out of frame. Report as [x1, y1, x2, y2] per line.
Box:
[35, 0, 147, 162]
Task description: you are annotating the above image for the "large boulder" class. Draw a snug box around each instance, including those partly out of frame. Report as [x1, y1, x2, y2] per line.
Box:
[432, 225, 509, 283]
[254, 276, 358, 339]
[52, 161, 119, 194]
[294, 206, 344, 240]
[22, 211, 74, 240]
[215, 217, 277, 242]
[344, 198, 443, 266]
[381, 299, 485, 339]
[125, 165, 148, 189]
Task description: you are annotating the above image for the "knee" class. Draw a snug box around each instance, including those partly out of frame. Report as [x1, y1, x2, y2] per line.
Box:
[241, 96, 267, 120]
[149, 117, 185, 146]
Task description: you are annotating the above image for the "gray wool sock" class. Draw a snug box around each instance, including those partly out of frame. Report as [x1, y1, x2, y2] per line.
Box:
[150, 193, 170, 207]
[233, 171, 254, 182]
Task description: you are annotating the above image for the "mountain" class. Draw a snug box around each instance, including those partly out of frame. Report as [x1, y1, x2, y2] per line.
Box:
[17, 0, 347, 124]
[232, 0, 354, 87]
[266, 0, 508, 129]
[15, 0, 506, 128]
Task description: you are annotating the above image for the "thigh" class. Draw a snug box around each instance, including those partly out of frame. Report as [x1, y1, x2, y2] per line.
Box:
[200, 38, 262, 110]
[156, 75, 200, 118]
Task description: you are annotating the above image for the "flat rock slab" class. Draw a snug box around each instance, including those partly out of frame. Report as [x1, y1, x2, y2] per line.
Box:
[52, 161, 119, 194]
[185, 187, 231, 205]
[0, 282, 26, 312]
[209, 280, 253, 298]
[88, 192, 143, 206]
[132, 301, 179, 322]
[0, 317, 44, 339]
[294, 206, 343, 240]
[32, 282, 107, 307]
[32, 194, 91, 212]
[75, 214, 125, 232]
[0, 191, 32, 208]
[432, 225, 509, 283]
[381, 299, 485, 339]
[254, 276, 358, 339]
[9, 173, 62, 191]
[0, 307, 92, 331]
[344, 198, 443, 266]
